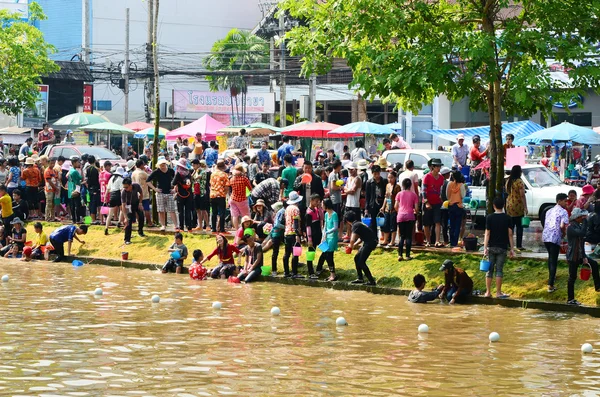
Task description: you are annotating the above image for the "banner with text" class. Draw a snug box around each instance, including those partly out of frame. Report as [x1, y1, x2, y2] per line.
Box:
[173, 90, 275, 114]
[21, 84, 49, 129]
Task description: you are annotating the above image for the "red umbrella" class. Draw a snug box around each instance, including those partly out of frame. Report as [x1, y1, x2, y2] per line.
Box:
[474, 159, 490, 170]
[282, 122, 360, 139]
[124, 121, 153, 132]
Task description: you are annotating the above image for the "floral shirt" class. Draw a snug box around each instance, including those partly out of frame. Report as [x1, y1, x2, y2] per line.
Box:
[210, 170, 229, 199]
[284, 204, 300, 236]
[542, 204, 569, 245]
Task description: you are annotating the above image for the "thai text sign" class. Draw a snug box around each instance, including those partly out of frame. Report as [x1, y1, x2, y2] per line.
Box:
[173, 90, 275, 114]
[83, 84, 93, 113]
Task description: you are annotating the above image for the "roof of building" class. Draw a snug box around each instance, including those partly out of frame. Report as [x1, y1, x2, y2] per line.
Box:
[45, 61, 94, 82]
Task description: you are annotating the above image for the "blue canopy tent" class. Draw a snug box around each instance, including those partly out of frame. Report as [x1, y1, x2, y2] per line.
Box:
[513, 122, 600, 146]
[421, 120, 544, 145]
[383, 122, 403, 132]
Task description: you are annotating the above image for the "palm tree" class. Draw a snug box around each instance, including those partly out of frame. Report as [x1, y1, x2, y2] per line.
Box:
[203, 29, 269, 125]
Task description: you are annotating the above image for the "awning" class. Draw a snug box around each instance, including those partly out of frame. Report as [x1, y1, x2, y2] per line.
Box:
[0, 133, 30, 145]
[421, 120, 544, 145]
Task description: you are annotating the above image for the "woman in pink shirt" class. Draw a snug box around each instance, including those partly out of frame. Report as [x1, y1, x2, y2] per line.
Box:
[99, 161, 113, 208]
[394, 178, 419, 261]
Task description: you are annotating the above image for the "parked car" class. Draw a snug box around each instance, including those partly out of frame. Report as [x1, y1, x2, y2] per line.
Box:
[381, 149, 455, 179]
[40, 144, 126, 167]
[470, 164, 582, 225]
[221, 148, 277, 161]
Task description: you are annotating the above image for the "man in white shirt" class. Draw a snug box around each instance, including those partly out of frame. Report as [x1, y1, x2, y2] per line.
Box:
[451, 133, 469, 170]
[398, 159, 420, 197]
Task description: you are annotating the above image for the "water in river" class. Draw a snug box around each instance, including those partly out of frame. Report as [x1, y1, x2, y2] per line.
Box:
[1, 260, 599, 396]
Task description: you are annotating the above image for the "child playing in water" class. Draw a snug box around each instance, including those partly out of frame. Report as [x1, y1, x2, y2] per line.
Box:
[0, 217, 26, 257]
[162, 232, 188, 274]
[31, 222, 48, 260]
[21, 246, 33, 262]
[189, 249, 207, 280]
[407, 274, 443, 303]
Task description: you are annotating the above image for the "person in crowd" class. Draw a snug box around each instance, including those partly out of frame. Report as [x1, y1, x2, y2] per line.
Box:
[586, 200, 600, 244]
[252, 199, 273, 240]
[319, 198, 338, 281]
[204, 141, 219, 168]
[341, 152, 351, 168]
[281, 154, 297, 198]
[277, 136, 295, 165]
[305, 194, 323, 279]
[505, 165, 527, 251]
[293, 161, 325, 208]
[234, 216, 256, 248]
[148, 158, 177, 232]
[542, 193, 569, 293]
[365, 165, 387, 236]
[0, 185, 13, 226]
[131, 159, 152, 227]
[398, 160, 419, 197]
[172, 158, 194, 232]
[238, 232, 263, 283]
[189, 249, 207, 280]
[503, 134, 515, 156]
[381, 170, 400, 248]
[11, 189, 28, 221]
[44, 157, 59, 222]
[229, 164, 253, 231]
[483, 196, 514, 299]
[395, 177, 419, 261]
[37, 122, 54, 151]
[408, 274, 443, 303]
[192, 135, 204, 161]
[253, 161, 271, 187]
[314, 152, 327, 168]
[257, 141, 272, 169]
[84, 155, 101, 224]
[438, 259, 473, 304]
[422, 158, 445, 247]
[382, 138, 393, 154]
[351, 140, 369, 163]
[0, 159, 8, 186]
[345, 211, 377, 286]
[566, 208, 600, 306]
[447, 171, 466, 248]
[6, 156, 20, 197]
[252, 177, 285, 208]
[19, 137, 33, 157]
[576, 184, 595, 211]
[0, 217, 26, 257]
[247, 156, 259, 183]
[21, 157, 40, 219]
[67, 157, 83, 224]
[588, 163, 600, 187]
[469, 135, 487, 186]
[566, 190, 578, 218]
[63, 130, 75, 144]
[191, 159, 210, 231]
[201, 234, 242, 279]
[439, 166, 452, 245]
[282, 191, 303, 278]
[232, 128, 248, 149]
[48, 224, 87, 262]
[390, 133, 409, 149]
[263, 201, 285, 275]
[104, 166, 125, 234]
[451, 133, 469, 170]
[344, 162, 362, 243]
[99, 160, 112, 218]
[121, 177, 145, 245]
[209, 160, 229, 233]
[328, 160, 344, 238]
[30, 222, 47, 259]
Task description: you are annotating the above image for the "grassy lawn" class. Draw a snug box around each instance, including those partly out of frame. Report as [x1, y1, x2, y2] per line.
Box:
[33, 222, 600, 306]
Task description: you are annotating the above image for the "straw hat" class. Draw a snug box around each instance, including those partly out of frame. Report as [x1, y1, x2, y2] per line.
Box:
[356, 159, 368, 170]
[253, 199, 266, 210]
[241, 215, 253, 226]
[156, 158, 169, 167]
[378, 157, 389, 168]
[271, 201, 284, 212]
[25, 157, 35, 165]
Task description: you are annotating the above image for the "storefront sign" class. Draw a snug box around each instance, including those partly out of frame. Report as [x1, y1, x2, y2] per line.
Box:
[552, 94, 584, 109]
[21, 84, 49, 128]
[173, 90, 275, 114]
[83, 84, 93, 113]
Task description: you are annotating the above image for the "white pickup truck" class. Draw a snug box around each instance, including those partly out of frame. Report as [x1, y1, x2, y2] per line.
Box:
[470, 164, 582, 226]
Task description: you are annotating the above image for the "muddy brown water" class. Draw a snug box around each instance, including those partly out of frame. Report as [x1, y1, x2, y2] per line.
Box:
[0, 260, 599, 396]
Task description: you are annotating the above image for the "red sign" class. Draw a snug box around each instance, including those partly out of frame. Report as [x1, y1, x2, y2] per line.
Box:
[83, 84, 93, 114]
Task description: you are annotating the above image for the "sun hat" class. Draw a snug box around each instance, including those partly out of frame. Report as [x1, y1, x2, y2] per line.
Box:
[31, 154, 40, 162]
[582, 184, 595, 195]
[18, 154, 25, 162]
[126, 159, 136, 171]
[570, 207, 589, 221]
[253, 199, 266, 209]
[199, 160, 207, 167]
[156, 158, 169, 167]
[356, 159, 368, 170]
[430, 158, 443, 167]
[25, 157, 35, 165]
[287, 191, 303, 205]
[440, 166, 452, 175]
[10, 217, 23, 225]
[457, 133, 465, 140]
[176, 158, 188, 169]
[271, 201, 284, 212]
[114, 167, 126, 177]
[378, 157, 389, 168]
[346, 162, 357, 170]
[241, 215, 253, 226]
[439, 259, 454, 271]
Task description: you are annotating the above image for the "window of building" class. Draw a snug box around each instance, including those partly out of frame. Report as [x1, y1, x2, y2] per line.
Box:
[542, 112, 592, 127]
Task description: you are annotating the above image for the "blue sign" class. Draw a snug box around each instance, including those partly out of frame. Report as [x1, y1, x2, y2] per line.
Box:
[552, 94, 584, 109]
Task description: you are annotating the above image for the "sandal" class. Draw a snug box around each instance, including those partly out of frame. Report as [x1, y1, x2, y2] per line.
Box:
[405, 257, 413, 261]
[424, 243, 431, 248]
[397, 256, 404, 262]
[435, 242, 444, 248]
[327, 276, 338, 282]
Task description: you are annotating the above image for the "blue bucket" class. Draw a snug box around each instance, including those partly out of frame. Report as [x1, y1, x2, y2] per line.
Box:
[376, 216, 385, 227]
[362, 217, 371, 227]
[317, 241, 329, 252]
[72, 260, 84, 267]
[479, 258, 491, 272]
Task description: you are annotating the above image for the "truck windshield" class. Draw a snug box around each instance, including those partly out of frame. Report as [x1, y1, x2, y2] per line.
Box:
[523, 167, 563, 187]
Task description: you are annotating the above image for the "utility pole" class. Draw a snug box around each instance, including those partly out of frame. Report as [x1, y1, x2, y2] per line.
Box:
[308, 73, 317, 122]
[145, 0, 154, 123]
[151, 0, 160, 223]
[82, 0, 90, 64]
[279, 12, 286, 127]
[269, 37, 275, 126]
[122, 8, 130, 156]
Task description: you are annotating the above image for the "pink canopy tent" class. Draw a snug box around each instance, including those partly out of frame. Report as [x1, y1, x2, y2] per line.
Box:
[165, 115, 226, 141]
[124, 121, 153, 132]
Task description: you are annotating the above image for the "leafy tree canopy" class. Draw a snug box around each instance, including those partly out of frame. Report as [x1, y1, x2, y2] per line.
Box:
[0, 2, 58, 115]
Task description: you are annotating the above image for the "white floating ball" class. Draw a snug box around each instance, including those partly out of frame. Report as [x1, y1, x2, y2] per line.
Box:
[151, 295, 160, 303]
[336, 317, 347, 326]
[1, 275, 8, 282]
[489, 332, 500, 343]
[212, 301, 222, 310]
[582, 343, 593, 354]
[271, 307, 280, 316]
[418, 324, 429, 333]
[94, 287, 103, 296]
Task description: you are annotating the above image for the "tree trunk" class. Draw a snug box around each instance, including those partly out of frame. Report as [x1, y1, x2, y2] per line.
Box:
[493, 78, 504, 202]
[230, 92, 235, 125]
[486, 87, 496, 215]
[151, 0, 160, 224]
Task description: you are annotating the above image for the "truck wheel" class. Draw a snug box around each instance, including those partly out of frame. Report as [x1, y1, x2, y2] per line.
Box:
[540, 205, 552, 227]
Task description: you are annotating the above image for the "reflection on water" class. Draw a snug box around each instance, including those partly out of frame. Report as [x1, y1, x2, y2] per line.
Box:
[0, 260, 599, 396]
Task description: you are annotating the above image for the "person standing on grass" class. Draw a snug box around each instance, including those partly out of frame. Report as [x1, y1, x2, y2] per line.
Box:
[209, 160, 229, 234]
[505, 165, 527, 251]
[282, 191, 303, 278]
[542, 193, 569, 293]
[229, 164, 253, 232]
[44, 157, 60, 222]
[49, 224, 87, 262]
[172, 158, 194, 233]
[67, 157, 83, 224]
[305, 194, 323, 279]
[281, 154, 297, 198]
[343, 162, 362, 243]
[147, 158, 177, 232]
[319, 198, 338, 282]
[345, 211, 377, 286]
[566, 208, 600, 306]
[85, 156, 101, 224]
[365, 165, 387, 237]
[483, 196, 514, 299]
[395, 178, 419, 261]
[446, 171, 466, 248]
[381, 170, 400, 248]
[104, 167, 125, 235]
[191, 159, 210, 231]
[131, 159, 152, 227]
[328, 160, 344, 238]
[422, 158, 445, 248]
[121, 177, 145, 245]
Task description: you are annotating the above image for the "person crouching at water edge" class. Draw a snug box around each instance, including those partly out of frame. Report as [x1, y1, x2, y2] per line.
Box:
[408, 274, 443, 303]
[162, 232, 188, 273]
[344, 211, 377, 286]
[238, 232, 263, 283]
[438, 259, 473, 304]
[48, 224, 88, 262]
[200, 234, 242, 279]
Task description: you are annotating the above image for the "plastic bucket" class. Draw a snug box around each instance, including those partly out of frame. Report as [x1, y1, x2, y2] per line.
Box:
[414, 231, 424, 246]
[345, 246, 352, 254]
[560, 242, 568, 254]
[72, 260, 84, 267]
[480, 258, 491, 272]
[306, 248, 316, 261]
[317, 241, 329, 252]
[84, 216, 92, 225]
[100, 206, 110, 215]
[24, 241, 32, 247]
[362, 217, 371, 227]
[53, 197, 61, 205]
[121, 252, 129, 260]
[293, 244, 302, 257]
[261, 266, 272, 276]
[376, 215, 385, 227]
[463, 237, 478, 252]
[522, 216, 531, 228]
[581, 264, 592, 281]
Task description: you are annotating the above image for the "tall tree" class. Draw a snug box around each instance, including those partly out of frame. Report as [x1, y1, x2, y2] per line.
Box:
[203, 29, 269, 125]
[0, 2, 58, 115]
[282, 0, 600, 211]
[151, 0, 160, 223]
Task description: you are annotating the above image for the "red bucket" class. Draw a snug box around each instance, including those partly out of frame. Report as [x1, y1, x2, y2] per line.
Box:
[581, 264, 592, 281]
[121, 252, 129, 260]
[560, 242, 568, 255]
[414, 231, 424, 246]
[345, 246, 352, 254]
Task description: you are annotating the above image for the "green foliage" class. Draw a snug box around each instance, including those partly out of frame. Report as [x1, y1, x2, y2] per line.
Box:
[0, 2, 58, 115]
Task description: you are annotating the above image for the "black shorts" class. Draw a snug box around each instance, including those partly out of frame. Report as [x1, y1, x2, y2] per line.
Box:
[423, 204, 442, 226]
[333, 202, 342, 220]
[26, 186, 38, 203]
[109, 191, 122, 208]
[382, 212, 397, 233]
[194, 195, 210, 210]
